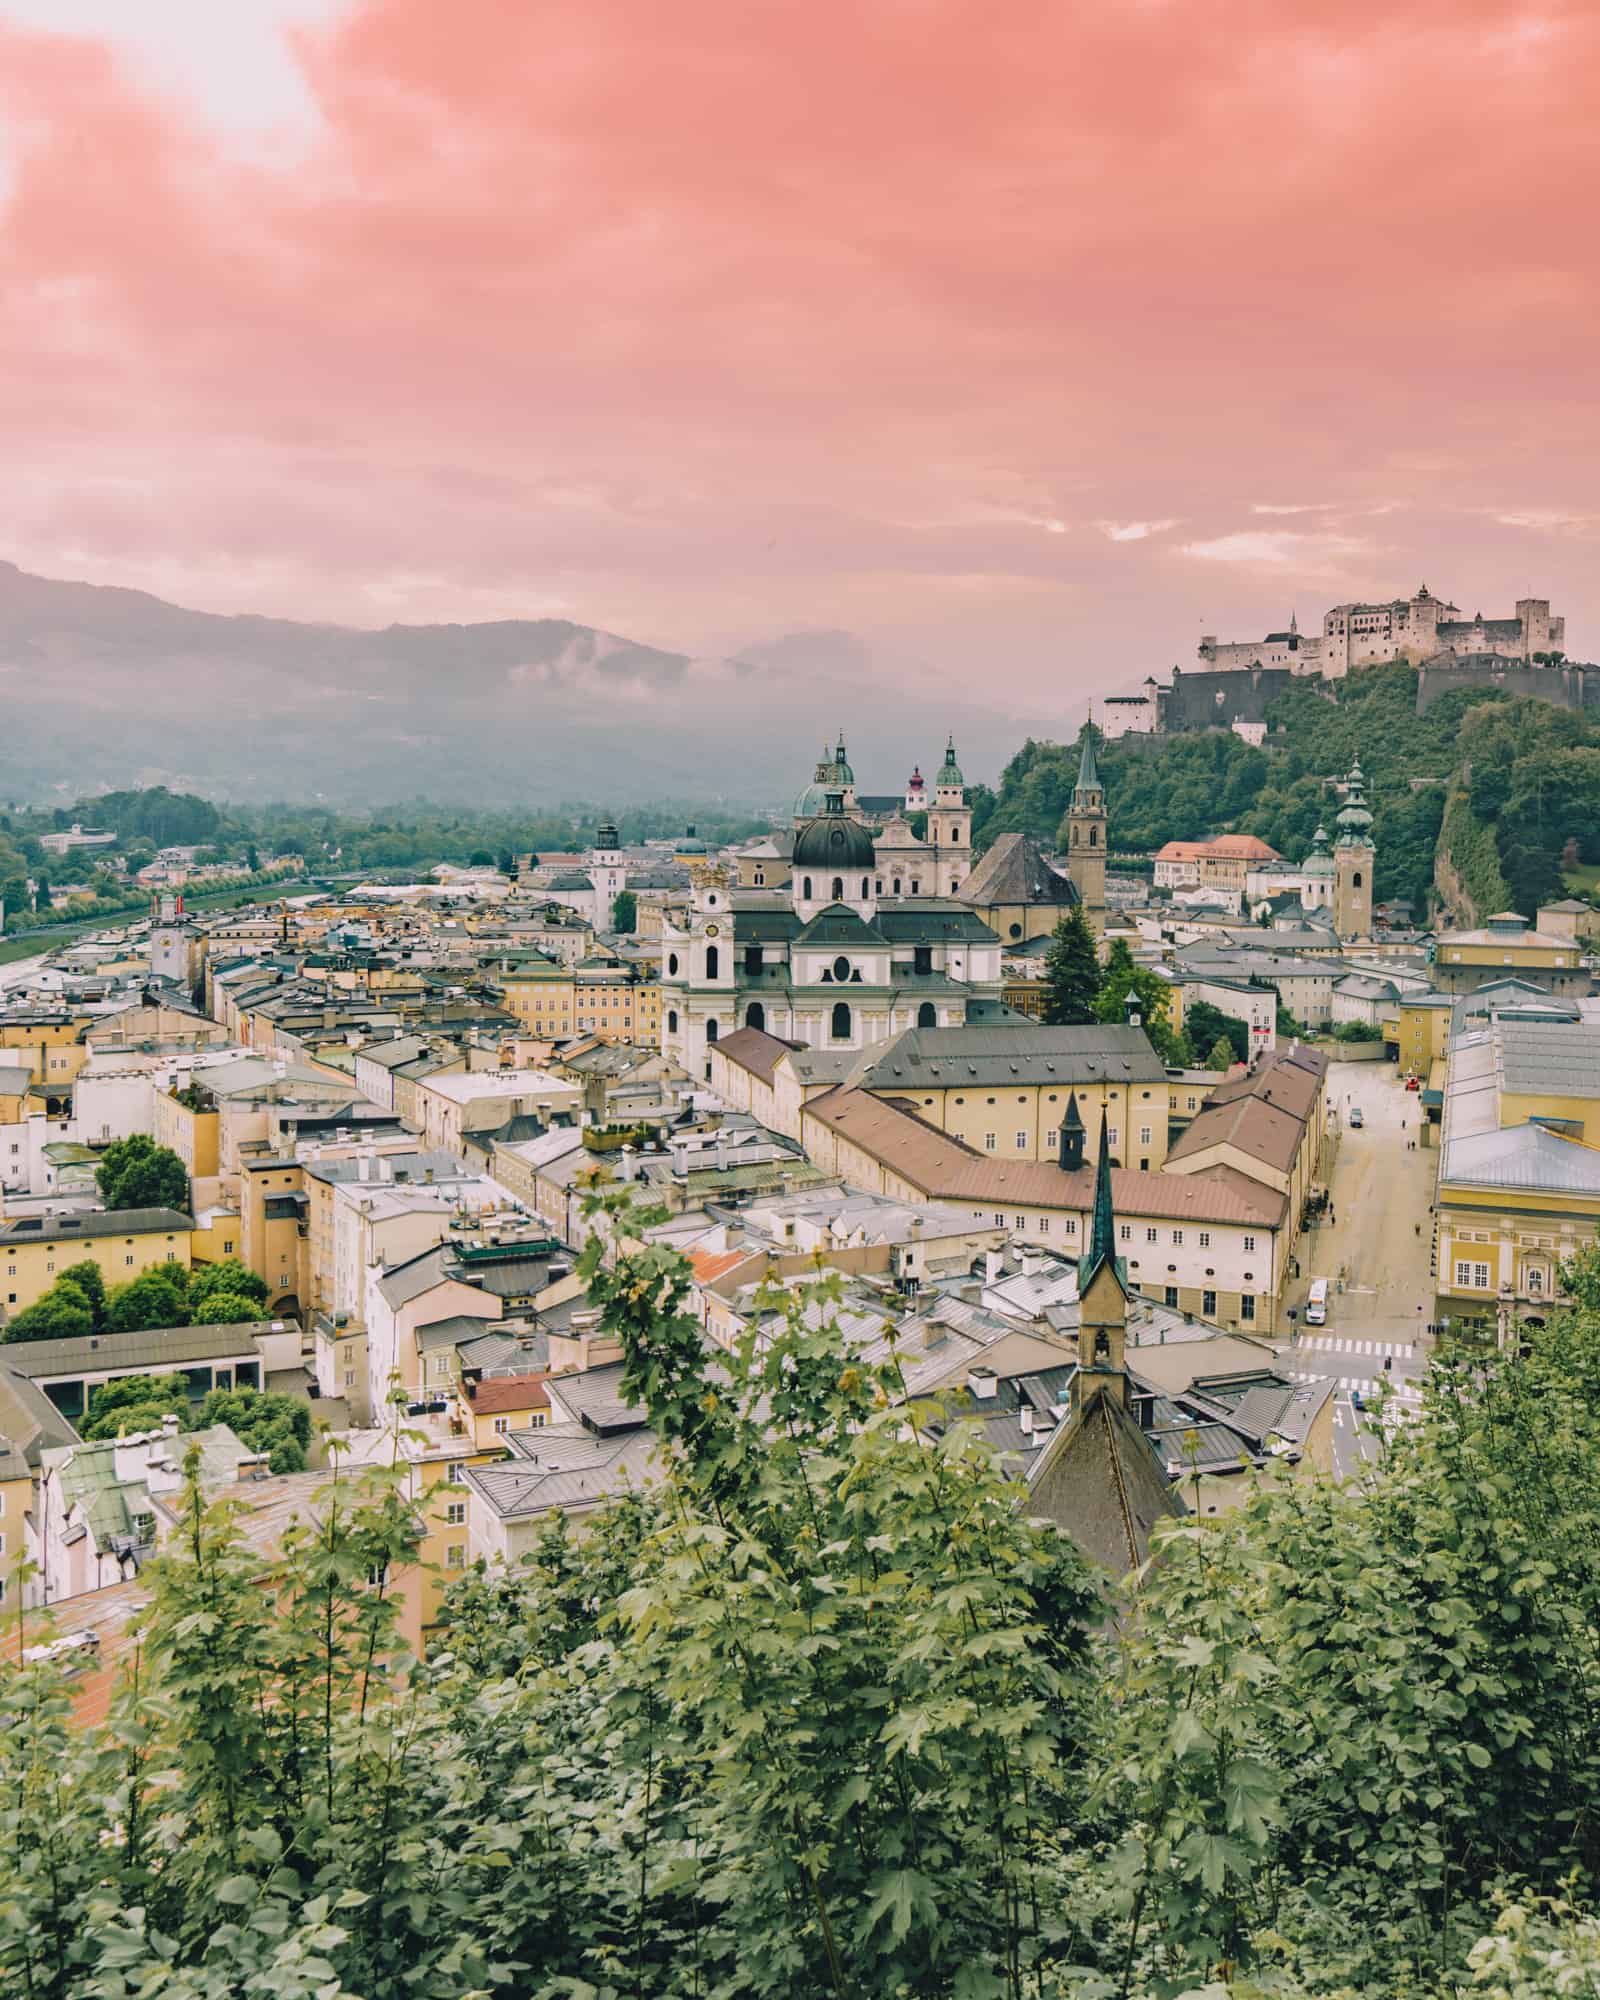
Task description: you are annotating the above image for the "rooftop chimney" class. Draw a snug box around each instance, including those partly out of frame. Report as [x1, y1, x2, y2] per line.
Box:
[968, 1366, 998, 1400]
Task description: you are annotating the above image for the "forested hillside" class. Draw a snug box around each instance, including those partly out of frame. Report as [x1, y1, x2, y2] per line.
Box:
[974, 662, 1600, 919]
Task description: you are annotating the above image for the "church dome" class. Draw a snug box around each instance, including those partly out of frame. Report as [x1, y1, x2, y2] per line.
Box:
[793, 796, 876, 874]
[1335, 761, 1373, 844]
[1302, 826, 1335, 878]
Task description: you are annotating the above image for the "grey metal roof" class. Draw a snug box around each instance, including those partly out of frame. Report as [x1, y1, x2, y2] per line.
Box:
[465, 1420, 657, 1518]
[2, 1320, 286, 1378]
[1497, 1019, 1600, 1099]
[875, 907, 998, 944]
[0, 1206, 193, 1247]
[860, 1023, 1167, 1089]
[1442, 1121, 1600, 1194]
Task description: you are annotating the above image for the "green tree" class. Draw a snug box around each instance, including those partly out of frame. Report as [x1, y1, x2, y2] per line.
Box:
[1040, 906, 1100, 1025]
[199, 1387, 312, 1472]
[188, 1258, 269, 1317]
[95, 1134, 191, 1214]
[1092, 937, 1184, 1062]
[2, 1277, 95, 1343]
[609, 888, 638, 933]
[82, 1372, 192, 1440]
[1184, 998, 1250, 1066]
[104, 1265, 190, 1333]
[192, 1290, 268, 1326]
[55, 1260, 108, 1331]
[1206, 1034, 1237, 1070]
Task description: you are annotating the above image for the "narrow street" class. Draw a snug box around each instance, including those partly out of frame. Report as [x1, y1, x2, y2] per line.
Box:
[1273, 1057, 1439, 1476]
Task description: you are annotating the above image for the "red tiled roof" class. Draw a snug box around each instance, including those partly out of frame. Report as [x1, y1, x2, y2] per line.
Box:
[471, 1373, 552, 1415]
[688, 1248, 754, 1284]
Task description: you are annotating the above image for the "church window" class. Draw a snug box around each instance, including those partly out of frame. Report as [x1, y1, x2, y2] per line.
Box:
[1009, 924, 1022, 940]
[1353, 870, 1363, 889]
[1089, 827, 1098, 847]
[830, 1001, 852, 1041]
[952, 827, 960, 842]
[746, 1001, 766, 1031]
[833, 956, 851, 983]
[1071, 825, 1080, 847]
[831, 877, 845, 902]
[1164, 1286, 1179, 1308]
[745, 944, 762, 973]
[893, 878, 903, 895]
[875, 878, 883, 894]
[668, 953, 678, 975]
[705, 945, 719, 979]
[917, 1002, 937, 1028]
[860, 877, 870, 899]
[914, 945, 932, 975]
[910, 880, 920, 895]
[667, 1011, 678, 1033]
[802, 876, 813, 899]
[705, 1019, 719, 1043]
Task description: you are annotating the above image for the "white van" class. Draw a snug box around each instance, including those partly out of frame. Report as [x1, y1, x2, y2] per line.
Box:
[1305, 1278, 1329, 1326]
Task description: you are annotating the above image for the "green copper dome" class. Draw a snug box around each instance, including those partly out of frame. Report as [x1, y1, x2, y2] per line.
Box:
[1302, 825, 1335, 878]
[1335, 760, 1373, 845]
[938, 735, 965, 788]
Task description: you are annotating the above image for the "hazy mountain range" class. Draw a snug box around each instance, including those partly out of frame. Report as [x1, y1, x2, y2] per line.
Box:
[0, 562, 1067, 808]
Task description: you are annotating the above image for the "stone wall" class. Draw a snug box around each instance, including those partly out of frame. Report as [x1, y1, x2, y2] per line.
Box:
[1415, 656, 1600, 716]
[1158, 665, 1318, 734]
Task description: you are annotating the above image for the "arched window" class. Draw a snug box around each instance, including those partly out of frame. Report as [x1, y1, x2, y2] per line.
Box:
[917, 1001, 937, 1027]
[893, 877, 903, 895]
[833, 955, 851, 983]
[1071, 825, 1080, 846]
[860, 877, 870, 899]
[831, 876, 845, 902]
[802, 875, 813, 900]
[1353, 869, 1363, 889]
[1089, 827, 1098, 847]
[705, 1018, 719, 1043]
[952, 826, 960, 843]
[705, 944, 719, 979]
[667, 952, 679, 975]
[667, 1009, 678, 1033]
[746, 1000, 766, 1031]
[830, 1001, 851, 1041]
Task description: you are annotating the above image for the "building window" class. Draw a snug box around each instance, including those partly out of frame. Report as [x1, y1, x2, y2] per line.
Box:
[993, 1212, 1004, 1227]
[1146, 1227, 1157, 1243]
[448, 1462, 467, 1483]
[668, 1010, 678, 1033]
[1065, 1218, 1077, 1237]
[1039, 1217, 1049, 1233]
[1164, 1286, 1178, 1308]
[830, 1001, 852, 1041]
[446, 1545, 466, 1569]
[445, 1500, 467, 1525]
[1202, 1288, 1217, 1317]
[1119, 1224, 1131, 1242]
[366, 1564, 389, 1589]
[1172, 1229, 1183, 1245]
[917, 1002, 937, 1028]
[1108, 1128, 1119, 1149]
[1456, 1260, 1491, 1290]
[1139, 1126, 1152, 1146]
[1243, 1236, 1255, 1253]
[706, 1019, 719, 1044]
[668, 952, 679, 975]
[1199, 1231, 1210, 1248]
[746, 1001, 766, 1031]
[1527, 1266, 1546, 1295]
[861, 877, 871, 898]
[985, 1133, 996, 1151]
[910, 880, 920, 895]
[801, 876, 813, 899]
[705, 944, 719, 980]
[493, 1416, 510, 1435]
[833, 955, 851, 983]
[1240, 1295, 1256, 1321]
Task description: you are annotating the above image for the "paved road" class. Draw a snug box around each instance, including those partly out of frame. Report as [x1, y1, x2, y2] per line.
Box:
[1273, 1057, 1438, 1475]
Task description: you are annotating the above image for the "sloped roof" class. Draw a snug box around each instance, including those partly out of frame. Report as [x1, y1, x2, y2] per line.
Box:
[958, 833, 1079, 909]
[1029, 1386, 1182, 1573]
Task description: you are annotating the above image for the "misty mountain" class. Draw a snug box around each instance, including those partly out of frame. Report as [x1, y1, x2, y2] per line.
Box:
[0, 563, 1059, 807]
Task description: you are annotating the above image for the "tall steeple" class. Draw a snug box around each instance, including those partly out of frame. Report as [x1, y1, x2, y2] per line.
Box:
[1332, 758, 1376, 942]
[928, 732, 972, 895]
[1059, 1088, 1086, 1172]
[1075, 1111, 1128, 1401]
[1066, 714, 1108, 938]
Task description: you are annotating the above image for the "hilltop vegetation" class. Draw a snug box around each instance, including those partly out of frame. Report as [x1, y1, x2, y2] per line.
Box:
[11, 1209, 1600, 1997]
[978, 662, 1600, 919]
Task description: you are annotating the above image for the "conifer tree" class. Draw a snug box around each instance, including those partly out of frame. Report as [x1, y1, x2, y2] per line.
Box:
[1040, 905, 1101, 1024]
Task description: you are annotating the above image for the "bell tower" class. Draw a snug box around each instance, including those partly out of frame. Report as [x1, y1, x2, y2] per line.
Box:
[927, 735, 972, 895]
[1065, 718, 1107, 937]
[1332, 760, 1375, 942]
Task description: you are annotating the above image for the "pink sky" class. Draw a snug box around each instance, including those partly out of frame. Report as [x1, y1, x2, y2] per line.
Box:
[2, 0, 1597, 714]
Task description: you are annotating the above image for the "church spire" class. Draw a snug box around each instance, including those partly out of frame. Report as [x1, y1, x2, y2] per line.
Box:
[1077, 1111, 1121, 1296]
[1073, 714, 1101, 803]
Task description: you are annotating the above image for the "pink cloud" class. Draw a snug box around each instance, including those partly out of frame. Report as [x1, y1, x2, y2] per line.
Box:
[1, 0, 1597, 700]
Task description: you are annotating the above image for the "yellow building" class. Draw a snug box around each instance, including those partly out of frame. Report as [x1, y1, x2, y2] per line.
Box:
[151, 1084, 221, 1179]
[239, 1158, 310, 1315]
[0, 1207, 193, 1317]
[1431, 911, 1586, 996]
[0, 1011, 92, 1087]
[1396, 993, 1453, 1078]
[495, 953, 661, 1047]
[1434, 1015, 1600, 1335]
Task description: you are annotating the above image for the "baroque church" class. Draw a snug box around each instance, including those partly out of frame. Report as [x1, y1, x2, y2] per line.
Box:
[660, 730, 1109, 1076]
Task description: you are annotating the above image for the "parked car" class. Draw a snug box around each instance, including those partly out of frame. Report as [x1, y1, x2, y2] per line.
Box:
[1349, 1388, 1365, 1410]
[1348, 1106, 1365, 1128]
[1405, 1075, 1420, 1092]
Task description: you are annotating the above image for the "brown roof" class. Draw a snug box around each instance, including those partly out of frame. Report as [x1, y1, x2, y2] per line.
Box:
[1166, 1095, 1304, 1176]
[1154, 835, 1280, 862]
[470, 1373, 552, 1415]
[688, 1248, 756, 1285]
[805, 1089, 1284, 1225]
[1029, 1386, 1182, 1573]
[957, 833, 1078, 910]
[712, 1026, 804, 1083]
